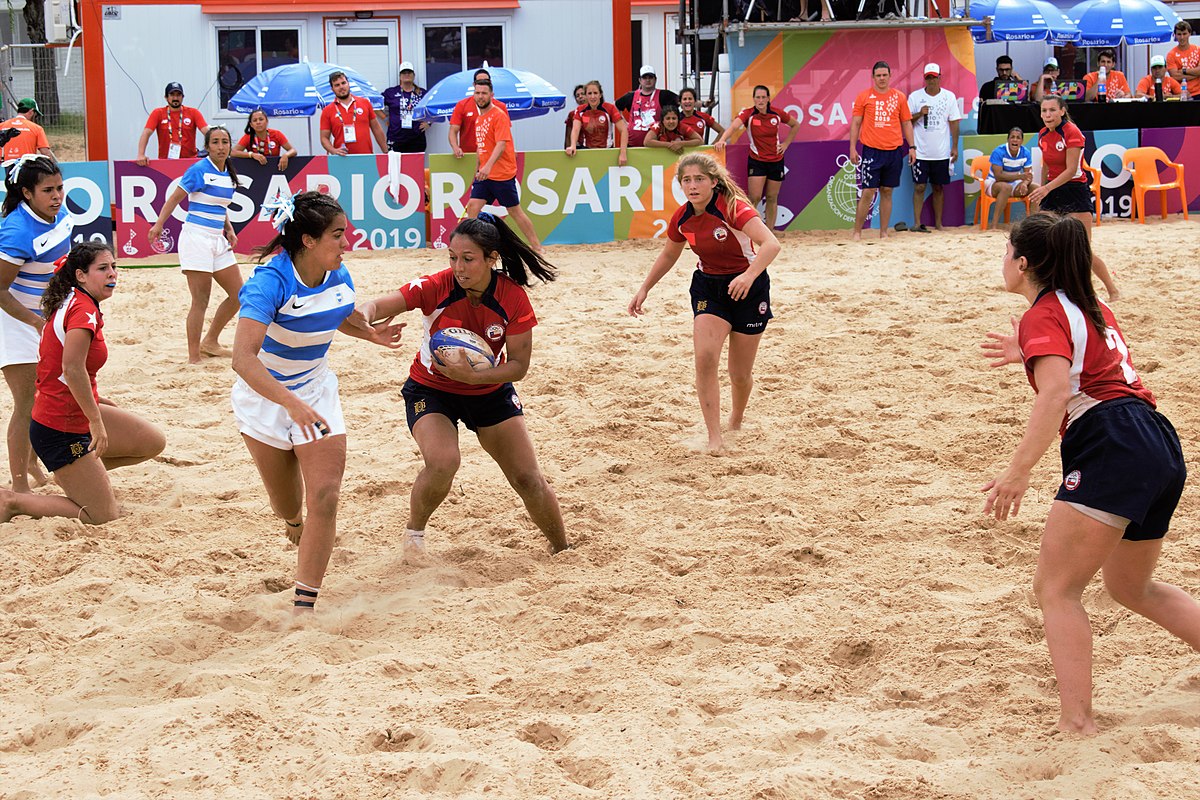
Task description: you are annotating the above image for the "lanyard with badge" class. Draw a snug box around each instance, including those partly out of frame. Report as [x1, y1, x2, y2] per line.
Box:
[335, 101, 358, 144]
[165, 107, 183, 159]
[400, 90, 420, 130]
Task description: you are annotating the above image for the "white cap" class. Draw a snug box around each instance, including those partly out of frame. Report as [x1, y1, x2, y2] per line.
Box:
[1045, 57, 1059, 68]
[1151, 54, 1166, 67]
[923, 62, 940, 76]
[399, 61, 415, 73]
[639, 64, 656, 77]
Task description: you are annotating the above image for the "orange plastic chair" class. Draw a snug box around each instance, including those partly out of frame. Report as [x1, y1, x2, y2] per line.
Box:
[1078, 161, 1104, 225]
[1121, 146, 1189, 223]
[971, 155, 1030, 230]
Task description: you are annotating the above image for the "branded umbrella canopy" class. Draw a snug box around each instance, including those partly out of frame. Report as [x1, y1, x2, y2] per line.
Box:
[963, 0, 1080, 43]
[227, 61, 384, 116]
[1068, 0, 1180, 45]
[413, 66, 566, 122]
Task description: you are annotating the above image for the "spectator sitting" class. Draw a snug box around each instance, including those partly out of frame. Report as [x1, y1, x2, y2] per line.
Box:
[232, 109, 297, 171]
[0, 98, 53, 161]
[1137, 55, 1182, 100]
[1030, 58, 1061, 104]
[979, 56, 1020, 103]
[1084, 49, 1131, 100]
[985, 127, 1038, 229]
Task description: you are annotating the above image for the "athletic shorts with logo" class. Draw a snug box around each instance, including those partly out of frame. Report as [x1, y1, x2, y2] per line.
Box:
[859, 145, 904, 189]
[1056, 397, 1186, 541]
[911, 158, 951, 186]
[689, 269, 772, 335]
[232, 370, 346, 450]
[402, 377, 524, 432]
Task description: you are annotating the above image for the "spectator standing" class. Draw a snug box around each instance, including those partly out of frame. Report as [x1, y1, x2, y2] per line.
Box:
[563, 85, 586, 149]
[0, 99, 52, 161]
[1084, 50, 1131, 100]
[232, 109, 296, 171]
[615, 65, 680, 148]
[1167, 21, 1200, 84]
[713, 86, 801, 230]
[381, 61, 429, 154]
[907, 63, 962, 231]
[565, 81, 629, 165]
[1137, 56, 1182, 100]
[678, 87, 724, 143]
[849, 61, 915, 240]
[449, 69, 508, 157]
[320, 71, 386, 156]
[136, 83, 209, 166]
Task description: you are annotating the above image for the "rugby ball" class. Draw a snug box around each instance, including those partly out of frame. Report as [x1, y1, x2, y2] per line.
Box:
[430, 327, 496, 370]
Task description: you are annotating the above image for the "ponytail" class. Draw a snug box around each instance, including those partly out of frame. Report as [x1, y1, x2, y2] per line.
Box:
[254, 191, 345, 262]
[1011, 212, 1105, 333]
[452, 213, 556, 286]
[41, 242, 114, 316]
[2, 155, 60, 218]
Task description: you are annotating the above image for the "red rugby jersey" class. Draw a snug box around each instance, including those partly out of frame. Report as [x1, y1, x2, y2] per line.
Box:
[399, 268, 537, 396]
[1020, 288, 1155, 433]
[737, 106, 788, 163]
[1038, 121, 1088, 184]
[649, 122, 686, 143]
[575, 102, 622, 148]
[678, 110, 716, 140]
[33, 288, 107, 434]
[667, 196, 759, 276]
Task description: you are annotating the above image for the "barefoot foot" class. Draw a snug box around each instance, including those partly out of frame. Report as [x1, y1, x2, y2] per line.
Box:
[284, 518, 303, 546]
[200, 343, 233, 358]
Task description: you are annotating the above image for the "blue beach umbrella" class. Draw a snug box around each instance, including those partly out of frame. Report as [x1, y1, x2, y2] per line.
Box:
[413, 66, 566, 122]
[963, 0, 1080, 43]
[227, 61, 384, 116]
[1068, 0, 1180, 46]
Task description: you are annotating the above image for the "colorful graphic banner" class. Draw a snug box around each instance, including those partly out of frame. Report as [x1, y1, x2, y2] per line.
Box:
[728, 29, 978, 143]
[113, 154, 425, 257]
[428, 148, 691, 246]
[0, 161, 112, 245]
[1135, 127, 1200, 214]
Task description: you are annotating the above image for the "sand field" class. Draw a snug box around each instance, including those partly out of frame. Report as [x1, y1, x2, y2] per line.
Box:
[2, 222, 1199, 799]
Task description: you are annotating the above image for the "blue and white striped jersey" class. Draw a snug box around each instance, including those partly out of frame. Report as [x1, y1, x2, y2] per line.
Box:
[0, 203, 74, 313]
[238, 251, 355, 390]
[180, 157, 237, 232]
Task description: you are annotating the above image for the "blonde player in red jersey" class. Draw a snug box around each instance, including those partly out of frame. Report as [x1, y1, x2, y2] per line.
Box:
[982, 213, 1200, 734]
[628, 152, 780, 452]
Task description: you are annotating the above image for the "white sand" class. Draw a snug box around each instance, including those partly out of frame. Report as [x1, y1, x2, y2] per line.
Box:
[2, 221, 1199, 799]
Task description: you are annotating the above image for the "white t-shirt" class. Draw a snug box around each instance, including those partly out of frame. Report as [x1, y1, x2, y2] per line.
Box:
[907, 88, 963, 160]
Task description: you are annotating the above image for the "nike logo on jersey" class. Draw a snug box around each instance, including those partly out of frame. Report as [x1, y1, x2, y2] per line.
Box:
[290, 300, 306, 309]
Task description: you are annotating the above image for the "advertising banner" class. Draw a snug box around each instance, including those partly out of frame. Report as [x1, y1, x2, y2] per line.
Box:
[727, 28, 978, 143]
[0, 161, 112, 245]
[428, 148, 691, 246]
[1136, 127, 1200, 214]
[113, 154, 425, 258]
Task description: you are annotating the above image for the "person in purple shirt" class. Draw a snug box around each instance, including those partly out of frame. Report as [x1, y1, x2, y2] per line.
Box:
[380, 61, 428, 153]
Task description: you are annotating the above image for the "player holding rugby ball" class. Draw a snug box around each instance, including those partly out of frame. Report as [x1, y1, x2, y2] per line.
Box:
[349, 213, 569, 556]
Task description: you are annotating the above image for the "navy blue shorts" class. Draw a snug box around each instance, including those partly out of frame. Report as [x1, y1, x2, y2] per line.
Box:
[402, 378, 524, 433]
[470, 177, 520, 208]
[689, 269, 772, 335]
[859, 145, 904, 189]
[912, 158, 951, 186]
[1041, 181, 1094, 215]
[29, 419, 92, 473]
[1056, 398, 1186, 541]
[747, 155, 786, 182]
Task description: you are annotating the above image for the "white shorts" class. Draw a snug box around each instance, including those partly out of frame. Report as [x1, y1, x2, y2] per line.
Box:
[178, 224, 238, 274]
[985, 177, 1023, 197]
[232, 370, 346, 450]
[0, 310, 40, 368]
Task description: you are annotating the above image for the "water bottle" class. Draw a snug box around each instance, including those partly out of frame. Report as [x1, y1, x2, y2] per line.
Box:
[1098, 66, 1107, 102]
[1184, 77, 1191, 101]
[1155, 76, 1164, 102]
[922, 105, 929, 128]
